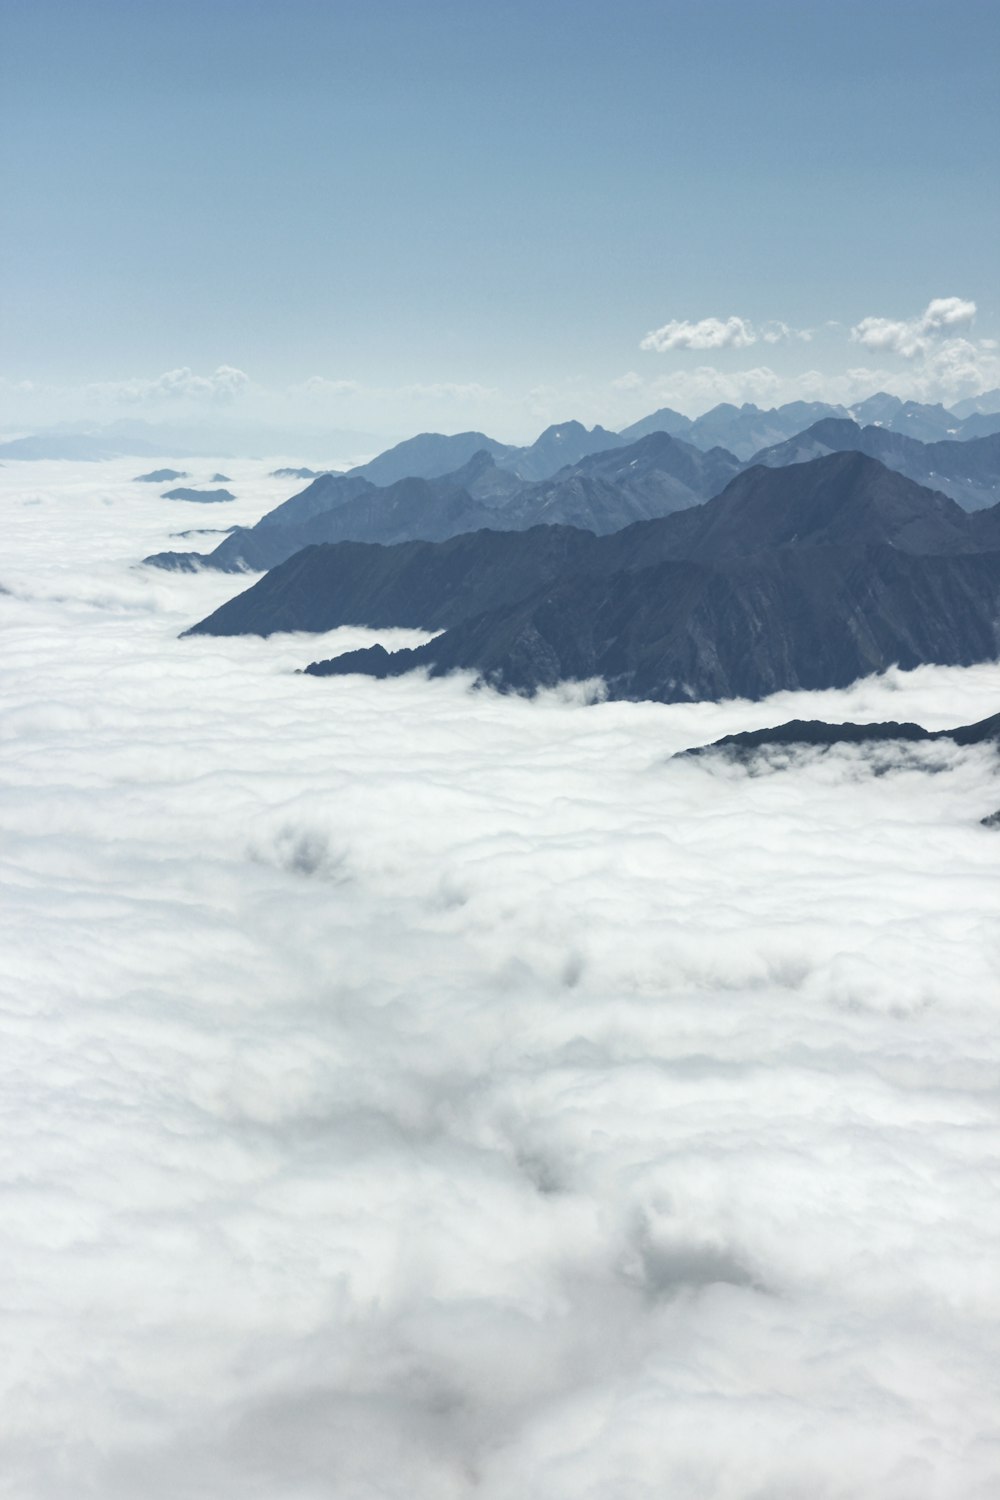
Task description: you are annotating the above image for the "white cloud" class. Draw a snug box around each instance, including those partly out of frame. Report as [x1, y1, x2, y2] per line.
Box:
[640, 317, 810, 354]
[1, 460, 999, 1497]
[851, 296, 977, 359]
[641, 316, 758, 352]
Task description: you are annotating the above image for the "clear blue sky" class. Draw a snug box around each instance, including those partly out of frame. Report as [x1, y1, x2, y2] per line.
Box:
[2, 0, 998, 440]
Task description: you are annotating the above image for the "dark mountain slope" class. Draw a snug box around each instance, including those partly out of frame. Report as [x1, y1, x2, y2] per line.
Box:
[304, 546, 1000, 704]
[652, 451, 977, 560]
[185, 454, 998, 638]
[183, 526, 605, 638]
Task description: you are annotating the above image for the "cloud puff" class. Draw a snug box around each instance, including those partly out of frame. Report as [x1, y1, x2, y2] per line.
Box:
[1, 459, 999, 1497]
[640, 317, 810, 354]
[641, 316, 758, 352]
[851, 296, 977, 359]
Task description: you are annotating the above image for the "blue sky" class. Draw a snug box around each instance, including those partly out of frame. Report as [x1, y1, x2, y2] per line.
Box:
[2, 0, 998, 441]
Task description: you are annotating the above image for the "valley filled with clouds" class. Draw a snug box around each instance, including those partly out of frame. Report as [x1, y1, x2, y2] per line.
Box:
[2, 462, 999, 1498]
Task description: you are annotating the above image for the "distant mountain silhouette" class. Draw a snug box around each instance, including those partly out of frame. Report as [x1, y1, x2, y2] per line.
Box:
[505, 421, 625, 479]
[617, 406, 693, 441]
[685, 401, 846, 458]
[161, 487, 235, 503]
[956, 411, 1000, 440]
[134, 468, 188, 483]
[501, 433, 742, 528]
[349, 431, 519, 486]
[951, 389, 1000, 420]
[0, 433, 164, 461]
[615, 393, 996, 457]
[147, 433, 743, 573]
[682, 710, 1000, 756]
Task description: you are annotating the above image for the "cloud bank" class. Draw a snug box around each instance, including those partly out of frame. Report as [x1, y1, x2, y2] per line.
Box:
[1, 461, 999, 1497]
[1, 292, 997, 443]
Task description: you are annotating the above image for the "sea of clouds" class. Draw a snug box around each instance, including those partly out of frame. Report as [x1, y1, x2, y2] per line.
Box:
[1, 460, 999, 1499]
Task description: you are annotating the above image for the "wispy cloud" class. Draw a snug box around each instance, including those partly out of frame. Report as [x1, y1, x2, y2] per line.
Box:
[84, 365, 251, 405]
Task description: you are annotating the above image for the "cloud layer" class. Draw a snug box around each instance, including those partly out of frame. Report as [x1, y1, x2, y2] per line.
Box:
[1, 461, 999, 1497]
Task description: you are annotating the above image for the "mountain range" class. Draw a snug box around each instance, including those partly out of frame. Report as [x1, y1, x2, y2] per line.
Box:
[184, 452, 1000, 705]
[11, 392, 999, 468]
[146, 414, 1000, 574]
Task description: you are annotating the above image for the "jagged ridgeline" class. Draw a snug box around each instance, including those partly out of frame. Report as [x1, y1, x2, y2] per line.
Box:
[146, 406, 1000, 575]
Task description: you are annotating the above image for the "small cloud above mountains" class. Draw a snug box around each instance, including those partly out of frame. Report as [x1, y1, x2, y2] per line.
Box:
[851, 296, 977, 359]
[640, 316, 812, 353]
